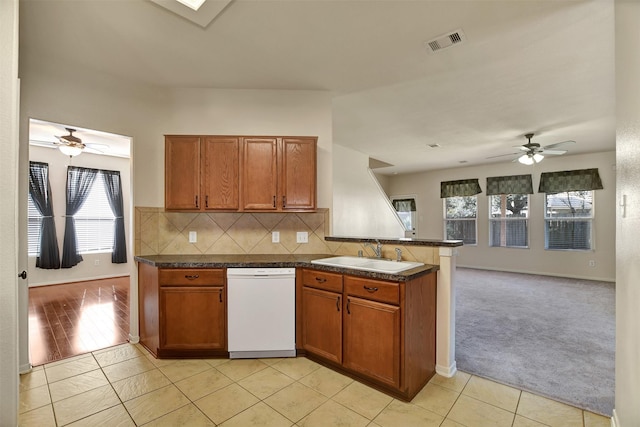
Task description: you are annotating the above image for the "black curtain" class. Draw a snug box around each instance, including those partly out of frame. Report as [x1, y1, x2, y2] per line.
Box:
[28, 162, 60, 269]
[61, 166, 98, 268]
[102, 170, 127, 263]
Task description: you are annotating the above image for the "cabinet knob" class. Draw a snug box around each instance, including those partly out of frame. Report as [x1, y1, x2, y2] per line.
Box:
[346, 299, 351, 314]
[205, 195, 209, 208]
[185, 274, 200, 280]
[195, 195, 199, 208]
[336, 296, 341, 312]
[315, 277, 327, 283]
[273, 195, 276, 208]
[363, 286, 379, 293]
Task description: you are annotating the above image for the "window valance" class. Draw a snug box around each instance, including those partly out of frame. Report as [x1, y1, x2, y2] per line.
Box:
[440, 179, 482, 198]
[486, 174, 533, 195]
[538, 168, 603, 194]
[393, 198, 416, 212]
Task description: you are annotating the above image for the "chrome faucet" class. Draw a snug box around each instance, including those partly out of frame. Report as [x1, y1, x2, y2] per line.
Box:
[395, 247, 402, 262]
[364, 240, 383, 258]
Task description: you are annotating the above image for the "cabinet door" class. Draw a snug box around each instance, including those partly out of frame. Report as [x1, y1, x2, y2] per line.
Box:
[160, 286, 225, 350]
[202, 136, 239, 210]
[302, 286, 342, 363]
[165, 136, 201, 210]
[344, 296, 401, 388]
[280, 138, 316, 211]
[241, 138, 278, 210]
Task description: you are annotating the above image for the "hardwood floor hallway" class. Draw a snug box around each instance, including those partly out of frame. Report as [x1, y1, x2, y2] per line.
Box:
[28, 276, 130, 366]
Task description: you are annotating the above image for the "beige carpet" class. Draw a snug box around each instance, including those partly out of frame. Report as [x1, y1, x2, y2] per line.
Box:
[455, 267, 615, 416]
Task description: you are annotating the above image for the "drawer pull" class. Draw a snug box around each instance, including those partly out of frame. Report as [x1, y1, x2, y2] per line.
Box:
[336, 296, 341, 312]
[315, 277, 327, 283]
[346, 299, 351, 314]
[363, 286, 379, 293]
[185, 274, 200, 280]
[195, 195, 199, 208]
[219, 290, 223, 303]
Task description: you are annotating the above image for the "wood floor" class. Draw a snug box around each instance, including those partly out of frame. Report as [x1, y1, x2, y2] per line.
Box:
[28, 276, 130, 366]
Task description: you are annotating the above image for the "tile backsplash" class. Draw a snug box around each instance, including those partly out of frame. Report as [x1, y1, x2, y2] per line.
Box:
[135, 207, 438, 265]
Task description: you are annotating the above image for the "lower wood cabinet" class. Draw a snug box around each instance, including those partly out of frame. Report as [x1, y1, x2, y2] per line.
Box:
[300, 267, 437, 401]
[138, 263, 227, 358]
[343, 296, 401, 388]
[160, 286, 225, 351]
[302, 286, 342, 364]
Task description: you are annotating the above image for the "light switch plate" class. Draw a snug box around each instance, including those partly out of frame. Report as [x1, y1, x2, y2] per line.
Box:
[296, 232, 309, 243]
[272, 231, 280, 243]
[189, 231, 197, 243]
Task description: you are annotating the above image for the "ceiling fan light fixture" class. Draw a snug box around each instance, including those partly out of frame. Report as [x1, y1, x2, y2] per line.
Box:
[59, 144, 83, 157]
[533, 153, 544, 163]
[518, 154, 534, 165]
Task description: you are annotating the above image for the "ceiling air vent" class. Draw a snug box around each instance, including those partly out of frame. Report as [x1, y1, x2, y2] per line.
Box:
[425, 29, 466, 54]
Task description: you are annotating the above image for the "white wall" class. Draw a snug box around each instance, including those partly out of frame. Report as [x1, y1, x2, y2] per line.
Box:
[28, 146, 131, 286]
[0, 0, 19, 424]
[162, 88, 333, 210]
[332, 144, 405, 238]
[614, 1, 640, 425]
[388, 151, 616, 281]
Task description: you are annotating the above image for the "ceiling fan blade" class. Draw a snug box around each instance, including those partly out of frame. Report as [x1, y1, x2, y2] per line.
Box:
[85, 147, 104, 154]
[543, 140, 575, 150]
[486, 152, 520, 159]
[541, 149, 567, 155]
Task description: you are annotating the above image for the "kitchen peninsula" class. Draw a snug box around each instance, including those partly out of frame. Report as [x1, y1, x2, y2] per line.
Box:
[135, 236, 461, 401]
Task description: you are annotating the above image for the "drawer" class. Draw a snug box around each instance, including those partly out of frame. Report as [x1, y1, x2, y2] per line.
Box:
[344, 276, 399, 305]
[159, 269, 224, 286]
[302, 269, 343, 293]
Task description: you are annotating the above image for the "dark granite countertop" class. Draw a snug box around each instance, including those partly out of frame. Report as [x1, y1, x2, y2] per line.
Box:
[325, 236, 463, 247]
[134, 254, 439, 281]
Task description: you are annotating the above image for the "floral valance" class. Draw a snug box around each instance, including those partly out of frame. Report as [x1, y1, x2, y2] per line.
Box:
[538, 168, 603, 194]
[393, 198, 416, 212]
[486, 174, 533, 196]
[440, 179, 482, 198]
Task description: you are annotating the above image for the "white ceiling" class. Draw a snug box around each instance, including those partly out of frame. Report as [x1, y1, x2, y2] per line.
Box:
[19, 0, 615, 174]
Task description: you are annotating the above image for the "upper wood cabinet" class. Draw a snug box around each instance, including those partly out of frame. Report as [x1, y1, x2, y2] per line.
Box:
[241, 136, 317, 211]
[166, 135, 316, 212]
[165, 136, 201, 210]
[166, 136, 240, 211]
[241, 138, 279, 210]
[281, 138, 317, 211]
[202, 136, 240, 210]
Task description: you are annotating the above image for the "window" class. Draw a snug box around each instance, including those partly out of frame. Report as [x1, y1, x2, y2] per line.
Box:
[27, 195, 43, 256]
[74, 172, 115, 253]
[444, 196, 477, 244]
[489, 194, 529, 248]
[544, 191, 593, 250]
[392, 198, 417, 238]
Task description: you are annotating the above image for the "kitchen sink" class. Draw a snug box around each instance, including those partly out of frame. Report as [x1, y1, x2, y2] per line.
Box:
[310, 256, 424, 274]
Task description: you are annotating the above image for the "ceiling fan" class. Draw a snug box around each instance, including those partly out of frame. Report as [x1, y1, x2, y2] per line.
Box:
[488, 133, 575, 165]
[55, 128, 87, 157]
[29, 127, 108, 157]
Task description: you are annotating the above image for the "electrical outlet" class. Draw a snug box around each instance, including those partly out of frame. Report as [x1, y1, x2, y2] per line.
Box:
[189, 231, 197, 243]
[588, 260, 596, 267]
[272, 231, 280, 243]
[296, 232, 309, 243]
[94, 259, 99, 266]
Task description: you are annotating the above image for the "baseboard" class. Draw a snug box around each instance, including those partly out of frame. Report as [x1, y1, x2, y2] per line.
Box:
[611, 409, 619, 427]
[456, 264, 615, 283]
[29, 274, 130, 288]
[436, 361, 457, 378]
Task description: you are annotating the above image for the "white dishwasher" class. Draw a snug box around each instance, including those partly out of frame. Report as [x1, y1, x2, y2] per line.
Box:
[227, 268, 296, 359]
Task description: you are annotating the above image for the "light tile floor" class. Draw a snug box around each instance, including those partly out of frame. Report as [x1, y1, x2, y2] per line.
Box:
[19, 343, 611, 427]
